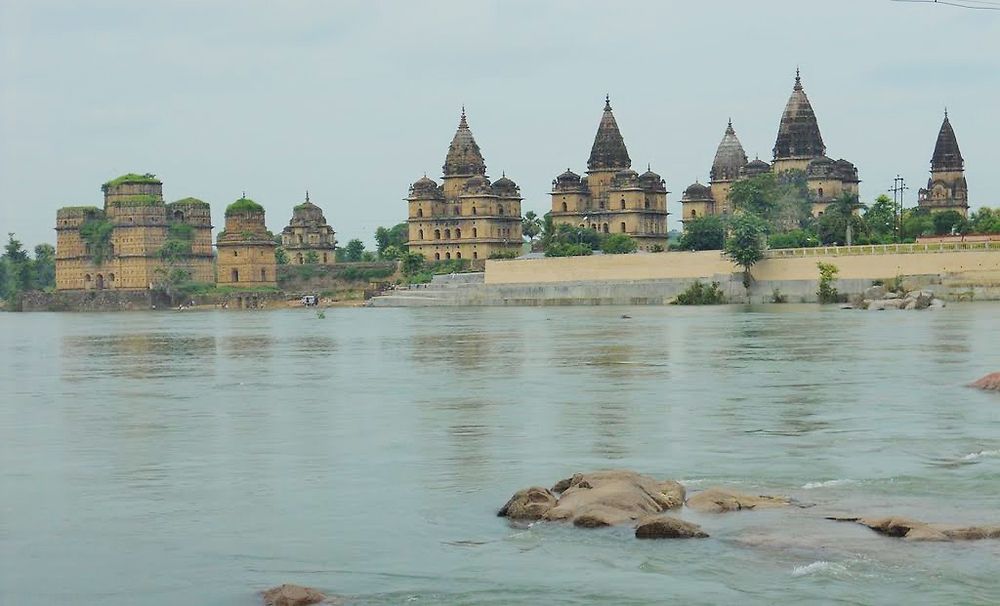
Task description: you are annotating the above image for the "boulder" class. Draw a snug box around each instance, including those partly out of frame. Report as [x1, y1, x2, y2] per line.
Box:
[262, 584, 328, 606]
[863, 285, 886, 300]
[867, 300, 886, 311]
[882, 299, 904, 310]
[884, 291, 899, 300]
[971, 372, 1000, 391]
[830, 516, 1000, 542]
[904, 290, 932, 309]
[635, 515, 709, 539]
[686, 487, 790, 513]
[903, 299, 918, 310]
[929, 298, 946, 309]
[497, 486, 557, 520]
[543, 470, 685, 526]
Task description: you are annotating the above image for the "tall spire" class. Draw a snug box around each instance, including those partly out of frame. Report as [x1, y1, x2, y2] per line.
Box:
[711, 119, 748, 182]
[587, 95, 631, 171]
[931, 111, 964, 171]
[443, 106, 486, 177]
[773, 69, 826, 161]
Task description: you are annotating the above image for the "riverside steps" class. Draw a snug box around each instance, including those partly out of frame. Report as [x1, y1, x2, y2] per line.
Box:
[368, 244, 1000, 307]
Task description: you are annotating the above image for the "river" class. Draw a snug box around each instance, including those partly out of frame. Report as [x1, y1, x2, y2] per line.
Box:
[1, 304, 999, 604]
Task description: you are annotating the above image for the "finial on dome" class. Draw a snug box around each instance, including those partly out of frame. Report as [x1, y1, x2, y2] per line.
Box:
[794, 66, 802, 91]
[604, 94, 611, 111]
[944, 106, 949, 119]
[459, 105, 468, 128]
[242, 190, 246, 199]
[305, 190, 310, 203]
[647, 163, 651, 171]
[502, 170, 506, 178]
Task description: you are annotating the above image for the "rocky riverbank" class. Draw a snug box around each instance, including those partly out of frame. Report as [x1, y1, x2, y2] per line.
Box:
[848, 285, 947, 310]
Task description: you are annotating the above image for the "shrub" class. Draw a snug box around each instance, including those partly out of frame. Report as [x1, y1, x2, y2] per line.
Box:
[678, 215, 725, 251]
[488, 249, 519, 260]
[601, 233, 638, 254]
[771, 288, 788, 303]
[673, 281, 726, 305]
[545, 242, 593, 257]
[817, 262, 840, 303]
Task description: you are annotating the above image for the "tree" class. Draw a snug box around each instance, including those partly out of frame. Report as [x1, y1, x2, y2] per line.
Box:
[381, 245, 402, 260]
[601, 233, 637, 254]
[817, 262, 840, 303]
[3, 233, 30, 295]
[864, 194, 897, 241]
[31, 244, 56, 291]
[522, 211, 542, 243]
[399, 251, 425, 275]
[303, 250, 319, 264]
[374, 223, 408, 257]
[818, 193, 867, 245]
[932, 210, 967, 236]
[901, 208, 934, 241]
[724, 213, 767, 291]
[0, 258, 8, 300]
[273, 234, 289, 265]
[728, 173, 779, 220]
[539, 212, 556, 248]
[678, 215, 725, 250]
[969, 207, 1000, 234]
[343, 239, 365, 262]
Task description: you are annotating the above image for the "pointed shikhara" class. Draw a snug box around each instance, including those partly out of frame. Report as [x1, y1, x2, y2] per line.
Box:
[772, 68, 826, 168]
[549, 96, 669, 252]
[405, 107, 523, 262]
[918, 111, 969, 217]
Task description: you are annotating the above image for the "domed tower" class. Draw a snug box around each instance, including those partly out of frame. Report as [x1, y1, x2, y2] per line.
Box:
[772, 70, 826, 174]
[281, 193, 337, 265]
[406, 107, 523, 262]
[918, 111, 969, 217]
[549, 96, 668, 251]
[680, 182, 715, 223]
[54, 206, 106, 290]
[741, 157, 772, 178]
[101, 173, 168, 289]
[709, 119, 749, 214]
[216, 197, 277, 286]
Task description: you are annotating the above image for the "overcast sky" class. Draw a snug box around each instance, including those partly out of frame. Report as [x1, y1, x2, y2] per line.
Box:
[1, 0, 998, 249]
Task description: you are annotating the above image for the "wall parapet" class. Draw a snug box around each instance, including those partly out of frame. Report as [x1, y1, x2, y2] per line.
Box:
[766, 240, 1000, 258]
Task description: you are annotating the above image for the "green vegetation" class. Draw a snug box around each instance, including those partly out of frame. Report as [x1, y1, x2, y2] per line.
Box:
[768, 229, 818, 249]
[304, 250, 320, 264]
[79, 218, 114, 264]
[770, 288, 788, 304]
[864, 195, 896, 241]
[650, 244, 665, 253]
[109, 194, 162, 207]
[543, 224, 603, 257]
[342, 239, 366, 262]
[678, 215, 726, 251]
[545, 242, 593, 257]
[817, 261, 840, 303]
[673, 280, 725, 305]
[522, 211, 542, 243]
[170, 197, 209, 207]
[102, 173, 160, 191]
[488, 249, 519, 260]
[225, 198, 264, 216]
[1, 234, 55, 303]
[932, 210, 967, 236]
[724, 213, 767, 291]
[374, 223, 408, 259]
[601, 233, 638, 254]
[969, 207, 1000, 233]
[339, 266, 394, 281]
[158, 222, 195, 262]
[273, 233, 289, 265]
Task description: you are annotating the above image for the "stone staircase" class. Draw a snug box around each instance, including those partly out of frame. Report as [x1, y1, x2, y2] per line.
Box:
[366, 272, 486, 307]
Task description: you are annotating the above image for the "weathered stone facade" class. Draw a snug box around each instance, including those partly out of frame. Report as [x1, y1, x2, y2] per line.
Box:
[918, 112, 969, 217]
[55, 174, 213, 291]
[681, 71, 860, 224]
[215, 198, 277, 286]
[281, 193, 336, 265]
[549, 97, 669, 251]
[406, 109, 523, 261]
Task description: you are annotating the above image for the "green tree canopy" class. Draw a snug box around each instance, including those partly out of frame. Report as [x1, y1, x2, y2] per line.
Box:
[901, 208, 934, 240]
[969, 207, 1000, 234]
[864, 194, 897, 240]
[678, 215, 726, 251]
[343, 239, 366, 262]
[932, 210, 968, 235]
[724, 213, 768, 289]
[601, 233, 637, 254]
[522, 211, 542, 242]
[817, 193, 867, 245]
[374, 223, 408, 257]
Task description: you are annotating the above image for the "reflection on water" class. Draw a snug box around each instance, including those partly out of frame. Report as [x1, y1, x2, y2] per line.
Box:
[3, 305, 1000, 605]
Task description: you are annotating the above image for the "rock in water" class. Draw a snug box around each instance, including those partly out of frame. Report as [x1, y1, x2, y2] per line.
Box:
[262, 584, 328, 606]
[863, 285, 886, 300]
[635, 515, 709, 539]
[686, 487, 790, 513]
[497, 486, 557, 520]
[543, 470, 685, 526]
[971, 372, 1000, 392]
[830, 516, 1000, 542]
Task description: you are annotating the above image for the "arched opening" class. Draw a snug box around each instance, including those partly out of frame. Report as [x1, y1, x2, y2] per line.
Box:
[620, 222, 627, 233]
[602, 223, 609, 233]
[599, 200, 605, 209]
[234, 250, 239, 257]
[456, 252, 462, 259]
[434, 252, 441, 260]
[455, 228, 462, 239]
[591, 223, 597, 230]
[297, 234, 303, 244]
[472, 206, 477, 215]
[472, 227, 478, 238]
[109, 273, 115, 284]
[96, 274, 105, 289]
[323, 253, 328, 263]
[84, 274, 92, 288]
[419, 229, 424, 240]
[445, 252, 451, 260]
[498, 206, 504, 216]
[260, 268, 267, 281]
[620, 198, 626, 210]
[444, 229, 451, 240]
[417, 208, 424, 218]
[173, 210, 184, 221]
[691, 209, 698, 218]
[231, 269, 239, 282]
[644, 200, 650, 209]
[473, 251, 478, 259]
[296, 252, 304, 265]
[818, 187, 824, 198]
[562, 201, 567, 212]
[434, 229, 441, 240]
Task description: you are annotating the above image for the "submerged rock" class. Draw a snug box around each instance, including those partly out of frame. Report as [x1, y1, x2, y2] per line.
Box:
[971, 372, 1000, 391]
[829, 516, 1000, 542]
[685, 487, 790, 513]
[501, 470, 684, 529]
[497, 486, 557, 520]
[635, 515, 708, 539]
[262, 584, 329, 606]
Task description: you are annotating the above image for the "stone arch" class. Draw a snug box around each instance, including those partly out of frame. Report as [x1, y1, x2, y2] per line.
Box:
[419, 229, 424, 240]
[234, 250, 239, 257]
[173, 210, 184, 221]
[84, 273, 92, 288]
[562, 201, 568, 212]
[456, 252, 462, 259]
[434, 229, 441, 240]
[109, 273, 115, 284]
[620, 222, 627, 233]
[473, 251, 478, 259]
[231, 268, 239, 282]
[445, 252, 451, 260]
[434, 252, 440, 260]
[297, 234, 304, 244]
[620, 198, 626, 210]
[260, 268, 267, 281]
[691, 209, 698, 218]
[498, 206, 505, 216]
[818, 187, 824, 198]
[602, 223, 609, 233]
[444, 229, 451, 240]
[644, 199, 650, 209]
[323, 253, 328, 263]
[472, 206, 477, 215]
[296, 252, 304, 265]
[95, 274, 105, 290]
[472, 227, 478, 238]
[455, 228, 462, 239]
[418, 208, 424, 218]
[599, 200, 605, 209]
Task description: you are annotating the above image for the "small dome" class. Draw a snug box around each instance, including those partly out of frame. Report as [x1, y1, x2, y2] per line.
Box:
[640, 168, 661, 182]
[613, 169, 640, 187]
[492, 175, 519, 195]
[742, 158, 771, 177]
[410, 176, 442, 199]
[556, 168, 581, 183]
[462, 175, 492, 194]
[682, 182, 713, 201]
[806, 155, 836, 178]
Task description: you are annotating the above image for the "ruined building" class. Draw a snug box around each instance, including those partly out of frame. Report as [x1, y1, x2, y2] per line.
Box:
[215, 197, 277, 286]
[681, 71, 860, 223]
[549, 97, 669, 251]
[55, 173, 213, 290]
[406, 108, 523, 261]
[281, 193, 337, 264]
[917, 111, 969, 217]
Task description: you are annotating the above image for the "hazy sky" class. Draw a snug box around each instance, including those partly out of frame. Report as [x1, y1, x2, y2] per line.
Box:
[1, 0, 998, 249]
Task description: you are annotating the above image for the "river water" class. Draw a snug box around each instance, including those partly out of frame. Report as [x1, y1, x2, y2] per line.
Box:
[1, 304, 999, 605]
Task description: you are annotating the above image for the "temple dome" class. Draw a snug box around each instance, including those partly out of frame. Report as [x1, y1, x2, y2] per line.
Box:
[410, 176, 443, 199]
[931, 112, 964, 171]
[491, 175, 519, 196]
[710, 120, 748, 182]
[773, 70, 826, 161]
[443, 108, 486, 177]
[682, 182, 713, 201]
[461, 174, 492, 194]
[587, 96, 631, 171]
[742, 158, 771, 177]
